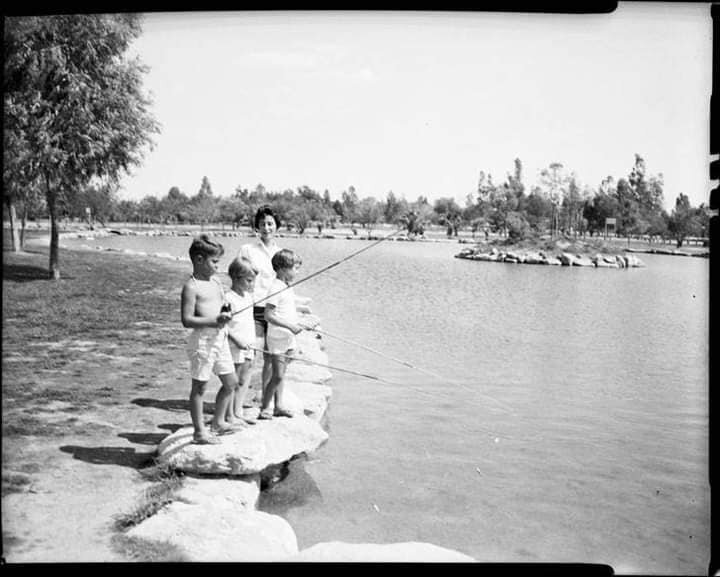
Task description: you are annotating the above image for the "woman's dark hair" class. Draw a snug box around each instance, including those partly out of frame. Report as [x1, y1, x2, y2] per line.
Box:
[253, 205, 281, 230]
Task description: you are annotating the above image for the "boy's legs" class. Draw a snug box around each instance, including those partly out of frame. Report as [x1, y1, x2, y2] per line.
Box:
[261, 351, 272, 397]
[233, 359, 254, 420]
[260, 353, 284, 417]
[190, 379, 208, 436]
[212, 371, 239, 431]
[270, 351, 295, 417]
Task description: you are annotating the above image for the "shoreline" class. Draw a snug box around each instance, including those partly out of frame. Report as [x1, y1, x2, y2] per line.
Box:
[9, 220, 709, 257]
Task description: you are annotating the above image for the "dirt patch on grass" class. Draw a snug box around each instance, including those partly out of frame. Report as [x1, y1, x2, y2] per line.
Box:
[1, 245, 221, 561]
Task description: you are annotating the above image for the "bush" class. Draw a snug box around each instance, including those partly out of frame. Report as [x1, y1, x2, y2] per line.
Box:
[506, 212, 530, 241]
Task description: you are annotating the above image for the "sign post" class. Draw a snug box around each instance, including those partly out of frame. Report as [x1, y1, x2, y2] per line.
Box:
[604, 217, 616, 240]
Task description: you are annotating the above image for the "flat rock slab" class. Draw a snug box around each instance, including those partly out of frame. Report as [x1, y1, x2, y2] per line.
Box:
[157, 415, 329, 475]
[285, 381, 332, 421]
[126, 502, 298, 562]
[288, 541, 476, 562]
[174, 475, 260, 510]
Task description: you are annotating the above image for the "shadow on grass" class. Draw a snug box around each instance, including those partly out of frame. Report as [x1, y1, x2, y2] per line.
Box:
[157, 423, 186, 433]
[60, 445, 156, 469]
[131, 397, 214, 414]
[118, 432, 169, 445]
[2, 262, 51, 282]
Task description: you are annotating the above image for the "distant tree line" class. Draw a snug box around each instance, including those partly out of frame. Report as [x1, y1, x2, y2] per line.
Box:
[4, 17, 711, 273]
[11, 154, 711, 248]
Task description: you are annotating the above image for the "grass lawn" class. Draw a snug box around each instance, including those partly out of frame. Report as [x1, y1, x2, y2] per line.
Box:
[2, 246, 192, 437]
[2, 244, 264, 560]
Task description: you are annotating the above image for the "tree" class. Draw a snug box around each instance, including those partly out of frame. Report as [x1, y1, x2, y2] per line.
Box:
[615, 178, 639, 236]
[433, 197, 462, 236]
[668, 193, 704, 247]
[538, 162, 569, 237]
[583, 189, 620, 237]
[519, 186, 553, 232]
[356, 197, 383, 236]
[384, 190, 404, 224]
[4, 15, 159, 278]
[341, 186, 359, 225]
[191, 176, 217, 226]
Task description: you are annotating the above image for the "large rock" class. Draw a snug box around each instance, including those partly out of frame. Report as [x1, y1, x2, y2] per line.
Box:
[126, 502, 298, 561]
[174, 475, 260, 510]
[558, 252, 577, 266]
[287, 541, 476, 562]
[157, 416, 328, 475]
[572, 255, 595, 267]
[283, 381, 332, 421]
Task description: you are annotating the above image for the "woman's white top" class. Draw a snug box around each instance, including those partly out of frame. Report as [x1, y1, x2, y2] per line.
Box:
[238, 239, 280, 306]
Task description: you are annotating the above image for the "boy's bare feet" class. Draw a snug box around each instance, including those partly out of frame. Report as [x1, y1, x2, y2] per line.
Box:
[273, 406, 296, 418]
[192, 431, 222, 445]
[210, 422, 244, 435]
[258, 409, 274, 420]
[233, 412, 257, 425]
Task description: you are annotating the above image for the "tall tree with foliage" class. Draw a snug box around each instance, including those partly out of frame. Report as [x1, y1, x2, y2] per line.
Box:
[4, 14, 159, 278]
[538, 162, 569, 237]
[668, 193, 704, 248]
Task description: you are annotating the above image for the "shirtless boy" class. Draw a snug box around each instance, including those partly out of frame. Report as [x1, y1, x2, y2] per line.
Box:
[180, 234, 241, 444]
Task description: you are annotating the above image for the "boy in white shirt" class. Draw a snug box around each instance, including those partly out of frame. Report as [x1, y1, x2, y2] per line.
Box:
[224, 256, 259, 426]
[259, 249, 318, 419]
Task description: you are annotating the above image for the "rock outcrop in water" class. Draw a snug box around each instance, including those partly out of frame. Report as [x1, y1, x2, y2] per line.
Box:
[125, 328, 476, 562]
[455, 246, 645, 268]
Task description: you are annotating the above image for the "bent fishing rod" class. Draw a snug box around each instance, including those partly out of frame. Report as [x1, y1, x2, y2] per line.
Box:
[230, 227, 405, 318]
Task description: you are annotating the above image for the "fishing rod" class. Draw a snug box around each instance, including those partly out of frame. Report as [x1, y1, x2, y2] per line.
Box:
[248, 344, 512, 439]
[313, 327, 516, 415]
[230, 227, 405, 318]
[247, 345, 405, 386]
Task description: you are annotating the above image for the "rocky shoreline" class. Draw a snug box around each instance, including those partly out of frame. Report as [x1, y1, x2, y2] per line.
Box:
[455, 246, 647, 268]
[58, 234, 474, 562]
[119, 330, 474, 562]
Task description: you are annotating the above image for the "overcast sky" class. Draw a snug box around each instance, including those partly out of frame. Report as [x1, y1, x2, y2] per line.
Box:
[121, 4, 712, 210]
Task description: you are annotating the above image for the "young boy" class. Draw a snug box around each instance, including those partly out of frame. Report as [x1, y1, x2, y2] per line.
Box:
[181, 234, 241, 444]
[259, 249, 318, 419]
[224, 256, 258, 427]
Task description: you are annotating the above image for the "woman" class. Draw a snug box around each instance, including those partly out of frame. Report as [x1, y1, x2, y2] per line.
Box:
[238, 205, 283, 394]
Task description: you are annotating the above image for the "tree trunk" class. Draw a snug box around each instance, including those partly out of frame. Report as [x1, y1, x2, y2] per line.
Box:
[6, 199, 21, 252]
[46, 181, 61, 280]
[20, 202, 28, 249]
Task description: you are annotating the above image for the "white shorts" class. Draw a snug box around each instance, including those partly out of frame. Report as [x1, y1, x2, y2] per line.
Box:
[230, 342, 254, 364]
[187, 327, 234, 381]
[266, 326, 297, 355]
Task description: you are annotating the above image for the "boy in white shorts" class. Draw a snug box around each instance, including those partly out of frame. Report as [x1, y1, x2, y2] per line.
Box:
[224, 256, 258, 426]
[259, 249, 318, 419]
[181, 235, 240, 444]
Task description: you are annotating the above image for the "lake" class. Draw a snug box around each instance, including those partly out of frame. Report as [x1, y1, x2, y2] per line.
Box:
[66, 233, 709, 573]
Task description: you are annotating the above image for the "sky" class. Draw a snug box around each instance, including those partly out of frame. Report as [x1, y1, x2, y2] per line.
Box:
[120, 4, 713, 210]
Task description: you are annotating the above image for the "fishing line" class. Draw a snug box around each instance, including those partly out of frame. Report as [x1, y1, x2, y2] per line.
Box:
[313, 328, 516, 415]
[246, 345, 404, 386]
[248, 344, 509, 438]
[230, 227, 405, 318]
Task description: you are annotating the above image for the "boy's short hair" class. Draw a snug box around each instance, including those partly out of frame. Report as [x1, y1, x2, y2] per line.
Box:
[228, 256, 257, 279]
[253, 205, 281, 230]
[271, 248, 300, 272]
[188, 234, 224, 261]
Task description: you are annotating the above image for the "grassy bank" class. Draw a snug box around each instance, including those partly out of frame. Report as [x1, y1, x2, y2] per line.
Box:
[2, 244, 264, 561]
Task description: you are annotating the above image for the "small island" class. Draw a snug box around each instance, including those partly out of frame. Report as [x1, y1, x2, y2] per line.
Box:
[455, 237, 647, 268]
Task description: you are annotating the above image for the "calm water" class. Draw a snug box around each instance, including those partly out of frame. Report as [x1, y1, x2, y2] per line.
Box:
[68, 234, 709, 573]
